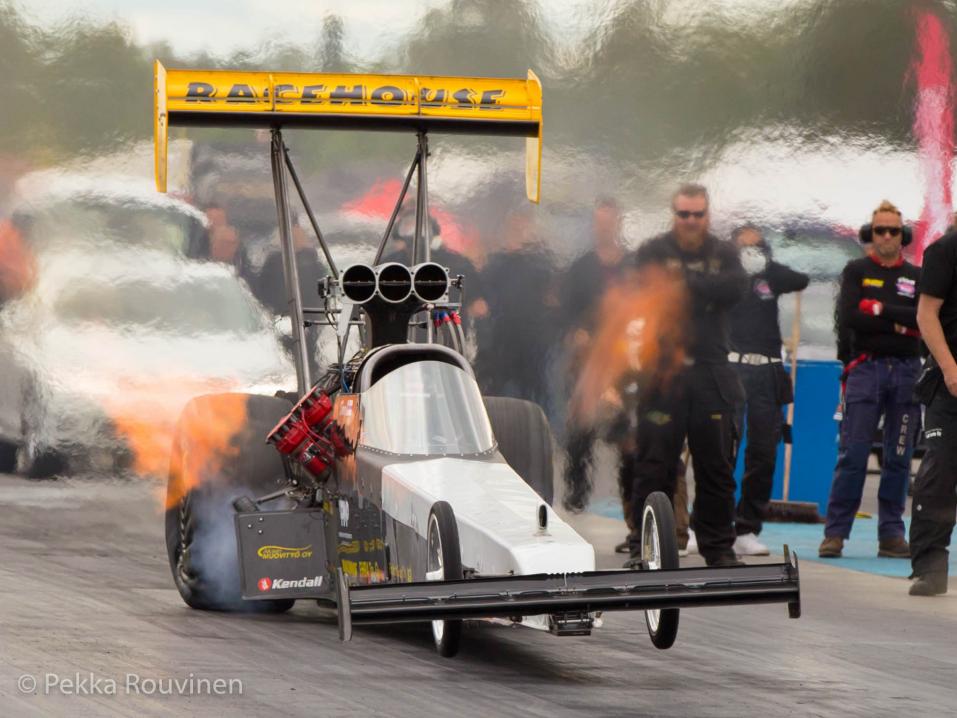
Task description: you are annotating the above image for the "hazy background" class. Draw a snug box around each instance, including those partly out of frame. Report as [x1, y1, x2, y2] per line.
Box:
[3, 0, 957, 480]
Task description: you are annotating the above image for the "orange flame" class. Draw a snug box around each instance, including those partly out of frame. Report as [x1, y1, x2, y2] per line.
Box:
[164, 393, 249, 510]
[570, 266, 688, 426]
[99, 374, 249, 509]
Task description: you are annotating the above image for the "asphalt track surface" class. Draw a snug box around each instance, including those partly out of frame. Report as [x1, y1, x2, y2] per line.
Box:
[0, 475, 954, 718]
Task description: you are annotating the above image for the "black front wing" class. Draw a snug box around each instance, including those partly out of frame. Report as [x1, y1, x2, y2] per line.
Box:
[335, 549, 800, 640]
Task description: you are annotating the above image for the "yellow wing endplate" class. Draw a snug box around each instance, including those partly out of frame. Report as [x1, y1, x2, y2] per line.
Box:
[153, 60, 542, 202]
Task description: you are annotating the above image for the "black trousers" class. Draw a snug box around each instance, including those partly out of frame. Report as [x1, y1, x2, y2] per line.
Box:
[563, 425, 595, 511]
[910, 385, 957, 579]
[564, 423, 639, 524]
[629, 364, 743, 563]
[733, 363, 788, 536]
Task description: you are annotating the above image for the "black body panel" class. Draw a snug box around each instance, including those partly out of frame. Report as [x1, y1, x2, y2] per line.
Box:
[236, 508, 332, 600]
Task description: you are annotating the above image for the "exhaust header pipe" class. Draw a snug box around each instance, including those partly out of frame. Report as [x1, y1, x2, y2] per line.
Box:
[341, 262, 448, 306]
[412, 262, 449, 303]
[341, 264, 377, 304]
[374, 263, 414, 304]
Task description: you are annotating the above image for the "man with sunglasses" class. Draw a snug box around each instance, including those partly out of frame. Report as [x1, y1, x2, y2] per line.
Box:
[819, 200, 921, 559]
[625, 183, 747, 568]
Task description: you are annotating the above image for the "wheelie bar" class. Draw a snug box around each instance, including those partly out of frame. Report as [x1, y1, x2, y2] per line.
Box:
[336, 548, 800, 640]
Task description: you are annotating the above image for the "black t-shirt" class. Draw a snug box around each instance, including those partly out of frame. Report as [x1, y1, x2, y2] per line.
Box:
[558, 249, 626, 335]
[918, 230, 957, 355]
[729, 258, 809, 356]
[836, 255, 920, 358]
[255, 248, 325, 316]
[633, 232, 747, 364]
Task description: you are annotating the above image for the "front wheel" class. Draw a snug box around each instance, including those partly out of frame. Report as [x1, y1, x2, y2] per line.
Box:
[642, 491, 680, 649]
[426, 501, 463, 657]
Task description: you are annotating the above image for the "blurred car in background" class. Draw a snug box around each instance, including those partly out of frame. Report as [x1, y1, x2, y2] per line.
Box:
[4, 171, 210, 259]
[0, 248, 295, 477]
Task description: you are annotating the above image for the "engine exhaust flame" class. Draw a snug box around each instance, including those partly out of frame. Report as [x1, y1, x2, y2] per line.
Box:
[569, 266, 688, 428]
[99, 376, 248, 509]
[164, 393, 249, 510]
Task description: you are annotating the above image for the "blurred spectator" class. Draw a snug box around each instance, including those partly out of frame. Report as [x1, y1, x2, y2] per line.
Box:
[204, 205, 252, 282]
[474, 207, 557, 411]
[819, 201, 920, 560]
[256, 216, 326, 377]
[0, 217, 37, 302]
[559, 198, 630, 516]
[728, 224, 809, 556]
[624, 183, 747, 568]
[256, 215, 325, 316]
[908, 225, 957, 596]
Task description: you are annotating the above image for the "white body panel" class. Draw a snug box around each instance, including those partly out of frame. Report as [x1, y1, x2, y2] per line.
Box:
[381, 457, 595, 576]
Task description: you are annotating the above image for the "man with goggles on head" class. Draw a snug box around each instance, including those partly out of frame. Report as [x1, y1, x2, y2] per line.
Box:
[819, 200, 921, 560]
[624, 183, 747, 568]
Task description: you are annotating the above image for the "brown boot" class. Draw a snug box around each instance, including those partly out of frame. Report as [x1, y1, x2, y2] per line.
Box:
[878, 536, 910, 558]
[818, 536, 844, 558]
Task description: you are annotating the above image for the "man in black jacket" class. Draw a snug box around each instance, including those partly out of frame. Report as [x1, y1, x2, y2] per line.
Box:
[728, 224, 809, 556]
[908, 228, 957, 595]
[820, 201, 921, 559]
[625, 184, 747, 568]
[560, 198, 628, 514]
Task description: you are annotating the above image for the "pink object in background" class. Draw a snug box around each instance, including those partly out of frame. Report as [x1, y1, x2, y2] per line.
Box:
[912, 10, 955, 264]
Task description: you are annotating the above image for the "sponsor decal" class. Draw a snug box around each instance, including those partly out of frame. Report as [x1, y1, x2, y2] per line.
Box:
[896, 413, 910, 456]
[258, 575, 323, 592]
[338, 539, 360, 555]
[862, 278, 884, 288]
[896, 276, 916, 297]
[257, 545, 314, 560]
[925, 428, 942, 439]
[645, 410, 671, 426]
[183, 81, 508, 110]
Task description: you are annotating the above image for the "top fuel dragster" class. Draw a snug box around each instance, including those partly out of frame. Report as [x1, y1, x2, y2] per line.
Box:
[155, 61, 800, 657]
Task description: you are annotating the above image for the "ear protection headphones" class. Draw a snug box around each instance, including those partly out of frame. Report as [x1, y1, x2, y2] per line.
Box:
[859, 223, 913, 247]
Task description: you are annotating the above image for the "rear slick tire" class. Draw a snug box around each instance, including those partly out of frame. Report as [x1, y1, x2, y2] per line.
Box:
[165, 393, 294, 613]
[641, 491, 680, 649]
[426, 501, 463, 657]
[483, 396, 554, 505]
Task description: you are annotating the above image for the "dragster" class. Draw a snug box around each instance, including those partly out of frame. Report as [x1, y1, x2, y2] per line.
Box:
[154, 61, 800, 657]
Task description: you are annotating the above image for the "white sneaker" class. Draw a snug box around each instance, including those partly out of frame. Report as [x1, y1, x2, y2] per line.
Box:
[678, 544, 689, 558]
[686, 530, 698, 555]
[734, 532, 770, 556]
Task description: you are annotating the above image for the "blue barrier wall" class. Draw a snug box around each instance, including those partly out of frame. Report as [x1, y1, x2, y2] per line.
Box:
[734, 359, 842, 514]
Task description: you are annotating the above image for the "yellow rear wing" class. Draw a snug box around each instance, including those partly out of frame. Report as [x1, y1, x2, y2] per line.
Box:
[153, 60, 542, 202]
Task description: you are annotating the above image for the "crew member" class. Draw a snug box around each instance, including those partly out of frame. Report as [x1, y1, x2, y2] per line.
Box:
[625, 183, 747, 568]
[819, 201, 920, 559]
[908, 226, 957, 596]
[560, 198, 628, 516]
[475, 208, 557, 412]
[728, 224, 809, 556]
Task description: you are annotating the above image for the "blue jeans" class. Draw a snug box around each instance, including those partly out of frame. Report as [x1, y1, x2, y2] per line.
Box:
[824, 357, 920, 540]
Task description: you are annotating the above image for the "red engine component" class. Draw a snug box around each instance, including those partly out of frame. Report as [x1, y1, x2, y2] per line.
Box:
[266, 386, 351, 479]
